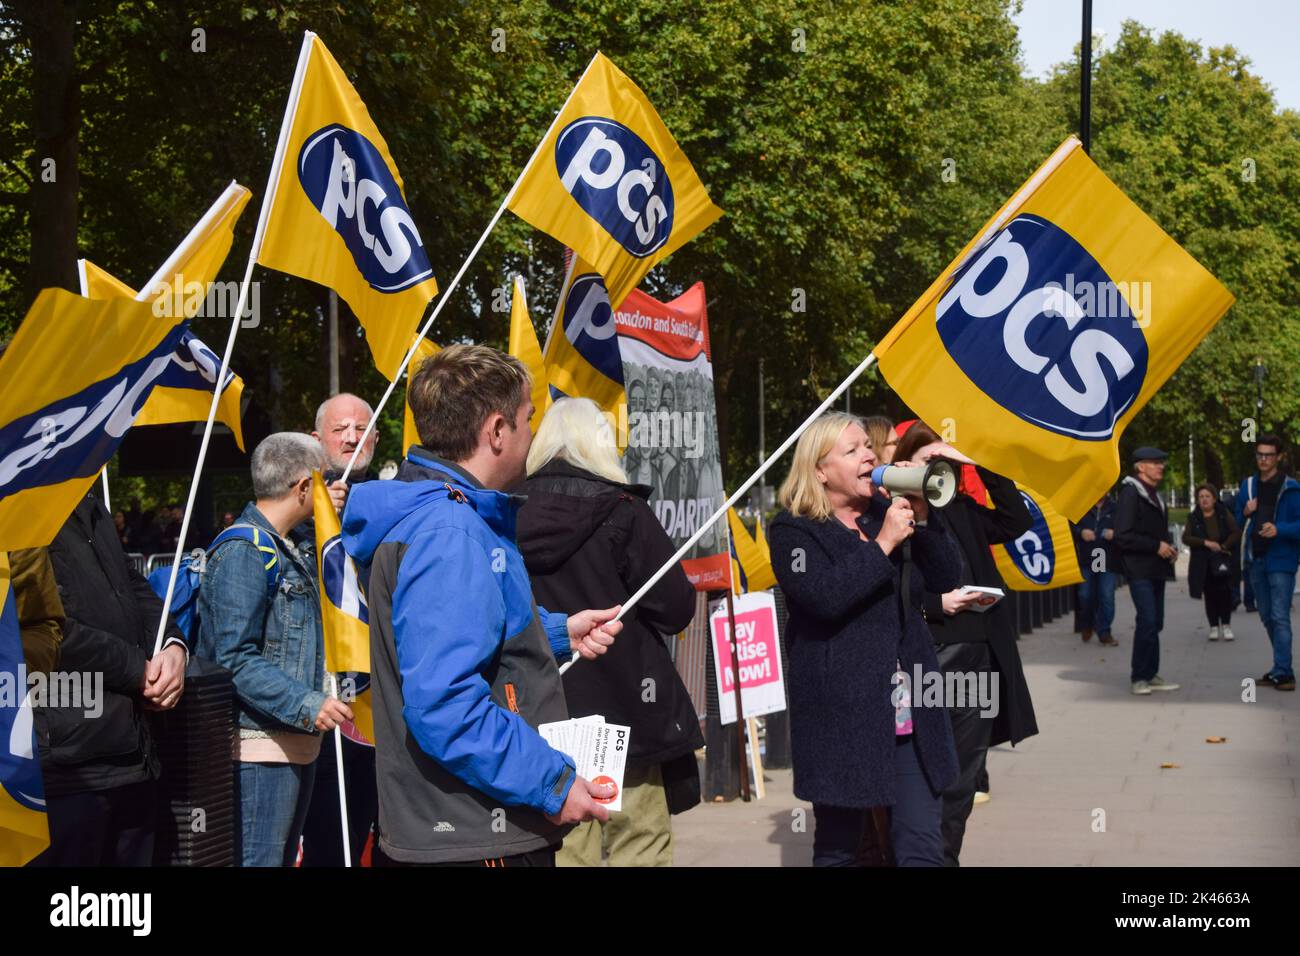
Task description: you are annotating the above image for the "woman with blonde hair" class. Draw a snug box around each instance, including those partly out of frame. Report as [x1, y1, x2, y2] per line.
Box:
[768, 412, 960, 866]
[517, 398, 701, 866]
[862, 415, 899, 465]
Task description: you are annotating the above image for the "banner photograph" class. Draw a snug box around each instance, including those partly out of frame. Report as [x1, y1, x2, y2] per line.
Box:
[616, 283, 728, 590]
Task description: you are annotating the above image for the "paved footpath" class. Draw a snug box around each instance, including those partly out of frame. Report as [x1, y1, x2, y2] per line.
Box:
[672, 569, 1300, 866]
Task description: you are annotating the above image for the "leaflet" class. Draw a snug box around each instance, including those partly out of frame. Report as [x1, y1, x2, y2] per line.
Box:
[538, 716, 630, 812]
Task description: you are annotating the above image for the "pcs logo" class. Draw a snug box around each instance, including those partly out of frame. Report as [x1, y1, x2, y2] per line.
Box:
[3, 685, 44, 814]
[561, 274, 624, 383]
[1005, 492, 1055, 586]
[321, 535, 368, 624]
[936, 214, 1148, 440]
[555, 117, 674, 258]
[298, 124, 434, 293]
[156, 329, 234, 392]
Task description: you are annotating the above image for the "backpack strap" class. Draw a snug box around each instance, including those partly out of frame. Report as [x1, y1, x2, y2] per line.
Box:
[208, 523, 284, 595]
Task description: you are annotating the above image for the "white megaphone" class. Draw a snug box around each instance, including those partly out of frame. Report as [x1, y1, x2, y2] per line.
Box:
[870, 460, 959, 508]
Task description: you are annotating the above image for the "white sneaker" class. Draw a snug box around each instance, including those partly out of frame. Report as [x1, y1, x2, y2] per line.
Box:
[1148, 676, 1181, 692]
[1222, 626, 1235, 641]
[1209, 625, 1220, 641]
[973, 791, 990, 806]
[1132, 680, 1152, 695]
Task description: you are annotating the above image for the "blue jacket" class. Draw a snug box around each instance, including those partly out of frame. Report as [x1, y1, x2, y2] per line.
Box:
[341, 450, 577, 863]
[1072, 497, 1117, 571]
[195, 502, 327, 735]
[1235, 473, 1300, 572]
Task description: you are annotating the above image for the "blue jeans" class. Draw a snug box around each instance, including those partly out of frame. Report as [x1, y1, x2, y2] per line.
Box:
[1128, 577, 1166, 683]
[1248, 563, 1296, 679]
[237, 760, 318, 867]
[1078, 567, 1117, 635]
[812, 737, 944, 867]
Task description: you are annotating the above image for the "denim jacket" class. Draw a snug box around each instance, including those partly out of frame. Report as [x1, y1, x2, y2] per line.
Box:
[196, 502, 327, 735]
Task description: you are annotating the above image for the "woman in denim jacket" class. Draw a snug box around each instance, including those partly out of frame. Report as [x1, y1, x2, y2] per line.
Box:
[197, 433, 352, 866]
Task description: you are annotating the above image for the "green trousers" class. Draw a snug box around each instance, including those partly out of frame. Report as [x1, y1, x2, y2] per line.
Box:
[557, 763, 672, 867]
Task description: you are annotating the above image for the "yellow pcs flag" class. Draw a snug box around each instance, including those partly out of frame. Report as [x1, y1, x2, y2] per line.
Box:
[990, 486, 1083, 591]
[874, 137, 1234, 521]
[78, 260, 134, 299]
[0, 290, 187, 550]
[135, 180, 252, 315]
[727, 508, 777, 595]
[508, 52, 722, 310]
[544, 254, 626, 424]
[311, 473, 374, 746]
[402, 338, 441, 454]
[508, 276, 549, 432]
[0, 551, 49, 865]
[257, 32, 437, 380]
[80, 257, 247, 451]
[78, 182, 251, 449]
[312, 472, 370, 675]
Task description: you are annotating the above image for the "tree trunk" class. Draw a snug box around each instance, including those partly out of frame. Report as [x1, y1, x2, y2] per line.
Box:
[1205, 445, 1225, 492]
[21, 0, 79, 304]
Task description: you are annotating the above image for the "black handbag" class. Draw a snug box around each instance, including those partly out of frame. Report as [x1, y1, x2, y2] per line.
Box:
[1209, 551, 1233, 579]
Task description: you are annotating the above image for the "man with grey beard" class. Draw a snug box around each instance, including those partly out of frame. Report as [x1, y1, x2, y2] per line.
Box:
[312, 392, 378, 477]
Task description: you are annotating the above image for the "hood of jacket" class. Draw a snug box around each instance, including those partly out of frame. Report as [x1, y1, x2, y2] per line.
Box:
[341, 448, 521, 565]
[520, 460, 651, 575]
[1122, 474, 1166, 511]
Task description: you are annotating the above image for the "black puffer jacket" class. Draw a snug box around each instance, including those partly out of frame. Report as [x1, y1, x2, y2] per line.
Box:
[918, 469, 1039, 748]
[39, 494, 185, 796]
[518, 460, 703, 766]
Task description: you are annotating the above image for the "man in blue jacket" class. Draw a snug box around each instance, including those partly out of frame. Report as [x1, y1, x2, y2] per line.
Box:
[1235, 433, 1299, 691]
[342, 344, 623, 866]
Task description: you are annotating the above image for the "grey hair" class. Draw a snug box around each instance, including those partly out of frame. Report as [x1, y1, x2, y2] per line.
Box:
[315, 392, 375, 433]
[252, 432, 326, 500]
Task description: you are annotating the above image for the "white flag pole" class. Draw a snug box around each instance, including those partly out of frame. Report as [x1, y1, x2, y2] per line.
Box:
[559, 351, 880, 675]
[150, 31, 316, 657]
[337, 53, 602, 485]
[327, 673, 354, 867]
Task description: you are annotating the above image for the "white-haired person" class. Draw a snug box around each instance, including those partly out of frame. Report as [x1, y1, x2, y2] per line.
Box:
[767, 412, 961, 866]
[196, 432, 353, 866]
[517, 397, 702, 866]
